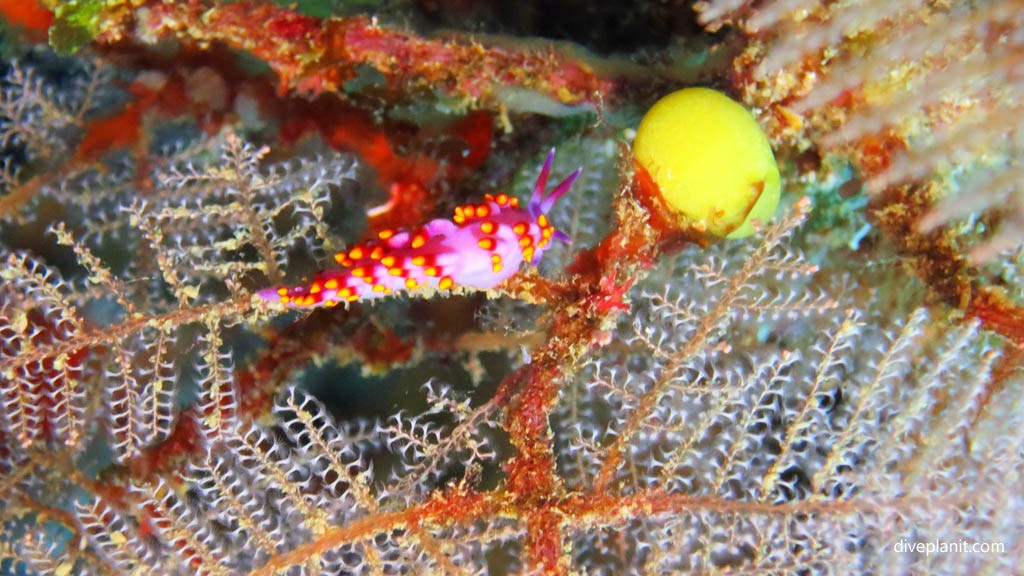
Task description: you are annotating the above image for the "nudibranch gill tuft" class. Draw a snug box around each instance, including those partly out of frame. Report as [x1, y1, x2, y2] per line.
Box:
[259, 149, 581, 308]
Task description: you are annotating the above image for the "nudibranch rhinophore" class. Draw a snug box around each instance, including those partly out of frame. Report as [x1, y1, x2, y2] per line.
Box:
[259, 149, 581, 308]
[633, 87, 781, 238]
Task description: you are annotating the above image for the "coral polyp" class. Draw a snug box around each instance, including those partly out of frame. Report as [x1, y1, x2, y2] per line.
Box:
[633, 87, 781, 238]
[260, 149, 580, 308]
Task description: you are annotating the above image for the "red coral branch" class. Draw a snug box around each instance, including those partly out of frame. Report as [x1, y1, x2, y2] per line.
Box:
[250, 483, 496, 576]
[99, 0, 612, 107]
[868, 182, 1024, 348]
[324, 15, 611, 105]
[491, 162, 676, 574]
[134, 1, 323, 93]
[966, 290, 1024, 348]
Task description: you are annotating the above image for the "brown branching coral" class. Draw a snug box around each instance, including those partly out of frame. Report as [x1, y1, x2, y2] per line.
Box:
[0, 1, 1022, 575]
[698, 0, 1024, 345]
[88, 0, 613, 110]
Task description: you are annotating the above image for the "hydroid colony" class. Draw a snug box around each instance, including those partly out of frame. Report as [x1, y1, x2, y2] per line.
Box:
[0, 1, 1022, 575]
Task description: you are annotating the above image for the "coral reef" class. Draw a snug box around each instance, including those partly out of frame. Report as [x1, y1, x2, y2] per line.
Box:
[1, 1, 1022, 575]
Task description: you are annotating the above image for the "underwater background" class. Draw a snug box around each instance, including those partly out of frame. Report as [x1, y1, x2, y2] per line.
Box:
[0, 0, 1022, 574]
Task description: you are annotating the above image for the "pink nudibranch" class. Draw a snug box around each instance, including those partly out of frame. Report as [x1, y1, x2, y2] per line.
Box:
[259, 149, 581, 308]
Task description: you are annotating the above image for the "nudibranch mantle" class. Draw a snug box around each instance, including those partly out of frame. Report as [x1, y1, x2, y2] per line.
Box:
[259, 149, 581, 308]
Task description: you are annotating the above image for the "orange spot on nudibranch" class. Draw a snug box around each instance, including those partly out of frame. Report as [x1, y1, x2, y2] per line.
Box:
[509, 197, 520, 208]
[370, 246, 384, 260]
[475, 205, 490, 218]
[309, 284, 321, 294]
[378, 229, 395, 240]
[388, 267, 403, 276]
[523, 247, 535, 262]
[405, 278, 418, 289]
[279, 296, 289, 303]
[438, 276, 454, 290]
[351, 267, 366, 277]
[411, 233, 427, 249]
[538, 214, 549, 228]
[478, 238, 496, 251]
[519, 236, 532, 247]
[513, 222, 528, 235]
[491, 254, 501, 264]
[348, 247, 364, 260]
[325, 300, 338, 307]
[277, 287, 288, 296]
[492, 263, 503, 273]
[338, 287, 352, 298]
[424, 267, 439, 277]
[480, 221, 496, 234]
[381, 255, 396, 267]
[496, 193, 509, 206]
[373, 284, 387, 293]
[411, 256, 427, 266]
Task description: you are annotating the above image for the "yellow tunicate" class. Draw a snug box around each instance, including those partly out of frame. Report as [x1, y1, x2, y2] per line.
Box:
[633, 87, 781, 238]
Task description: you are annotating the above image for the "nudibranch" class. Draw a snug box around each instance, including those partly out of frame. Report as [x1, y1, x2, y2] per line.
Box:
[259, 149, 581, 308]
